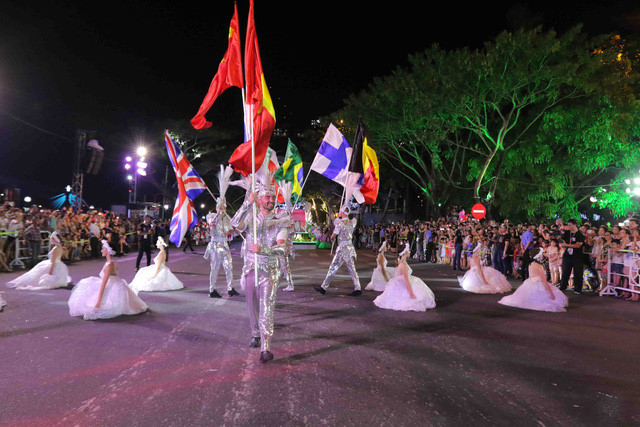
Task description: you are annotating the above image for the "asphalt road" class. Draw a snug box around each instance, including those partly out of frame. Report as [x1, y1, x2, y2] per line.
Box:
[1, 241, 639, 426]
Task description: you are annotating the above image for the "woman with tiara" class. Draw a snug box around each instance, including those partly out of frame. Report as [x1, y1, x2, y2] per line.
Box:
[7, 230, 71, 290]
[457, 253, 512, 294]
[128, 236, 183, 293]
[68, 240, 147, 320]
[365, 241, 394, 291]
[498, 261, 568, 312]
[374, 243, 436, 312]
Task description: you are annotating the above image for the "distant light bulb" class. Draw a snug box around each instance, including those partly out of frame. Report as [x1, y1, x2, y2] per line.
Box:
[124, 164, 131, 170]
[590, 197, 597, 203]
[125, 156, 132, 162]
[137, 146, 147, 157]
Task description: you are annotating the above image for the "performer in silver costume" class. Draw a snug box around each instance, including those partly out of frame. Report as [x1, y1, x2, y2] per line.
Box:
[204, 165, 239, 298]
[231, 170, 289, 363]
[314, 208, 362, 296]
[276, 181, 295, 291]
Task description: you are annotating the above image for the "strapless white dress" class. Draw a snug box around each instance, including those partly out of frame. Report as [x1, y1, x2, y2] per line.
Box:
[498, 276, 568, 312]
[365, 257, 394, 291]
[458, 266, 512, 294]
[129, 254, 184, 293]
[68, 260, 147, 320]
[6, 248, 71, 290]
[374, 261, 435, 311]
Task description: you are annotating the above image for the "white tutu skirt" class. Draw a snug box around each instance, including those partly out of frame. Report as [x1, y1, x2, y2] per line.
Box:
[365, 265, 395, 291]
[374, 274, 436, 312]
[6, 260, 71, 290]
[458, 266, 512, 294]
[129, 265, 184, 293]
[498, 277, 568, 312]
[68, 276, 148, 320]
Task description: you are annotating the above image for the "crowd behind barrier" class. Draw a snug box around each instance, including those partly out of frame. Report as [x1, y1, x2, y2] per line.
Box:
[349, 206, 640, 303]
[0, 202, 215, 272]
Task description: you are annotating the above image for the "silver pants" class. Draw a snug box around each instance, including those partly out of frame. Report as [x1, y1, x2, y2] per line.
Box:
[205, 242, 233, 293]
[321, 244, 360, 290]
[243, 262, 280, 352]
[280, 255, 293, 288]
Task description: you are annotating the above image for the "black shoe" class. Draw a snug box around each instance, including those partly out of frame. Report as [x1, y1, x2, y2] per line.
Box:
[228, 288, 240, 296]
[314, 286, 326, 295]
[250, 337, 260, 348]
[349, 290, 362, 296]
[260, 351, 274, 363]
[209, 290, 222, 298]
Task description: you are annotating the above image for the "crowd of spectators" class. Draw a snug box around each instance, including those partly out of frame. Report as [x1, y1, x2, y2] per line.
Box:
[0, 202, 174, 270]
[354, 208, 640, 302]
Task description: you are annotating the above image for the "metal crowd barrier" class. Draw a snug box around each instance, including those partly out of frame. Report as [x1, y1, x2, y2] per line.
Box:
[7, 231, 51, 270]
[599, 249, 640, 297]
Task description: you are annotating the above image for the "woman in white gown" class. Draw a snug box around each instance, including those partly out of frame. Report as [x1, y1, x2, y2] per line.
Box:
[374, 243, 436, 312]
[7, 231, 71, 290]
[365, 241, 394, 291]
[69, 240, 147, 320]
[498, 262, 568, 312]
[458, 254, 512, 294]
[128, 237, 183, 293]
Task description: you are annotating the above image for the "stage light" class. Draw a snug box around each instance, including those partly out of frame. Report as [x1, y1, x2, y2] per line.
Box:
[125, 156, 132, 162]
[137, 146, 147, 157]
[124, 164, 131, 170]
[127, 175, 133, 181]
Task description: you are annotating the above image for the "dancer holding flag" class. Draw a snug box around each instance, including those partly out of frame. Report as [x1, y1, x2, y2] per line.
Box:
[204, 165, 239, 298]
[312, 120, 379, 296]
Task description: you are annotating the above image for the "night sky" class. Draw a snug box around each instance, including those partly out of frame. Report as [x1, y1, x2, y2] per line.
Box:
[1, 1, 639, 209]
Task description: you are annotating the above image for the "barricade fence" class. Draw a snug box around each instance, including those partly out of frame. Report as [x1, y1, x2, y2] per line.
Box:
[599, 249, 640, 297]
[5, 231, 51, 270]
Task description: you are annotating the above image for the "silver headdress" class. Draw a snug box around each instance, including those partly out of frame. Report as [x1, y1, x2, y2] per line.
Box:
[254, 158, 276, 197]
[216, 164, 234, 208]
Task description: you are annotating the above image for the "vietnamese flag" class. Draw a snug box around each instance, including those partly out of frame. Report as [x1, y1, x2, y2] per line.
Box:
[356, 120, 379, 204]
[228, 0, 276, 175]
[190, 3, 243, 130]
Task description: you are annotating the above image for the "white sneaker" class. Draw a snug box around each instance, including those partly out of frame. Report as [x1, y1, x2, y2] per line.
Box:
[283, 286, 294, 291]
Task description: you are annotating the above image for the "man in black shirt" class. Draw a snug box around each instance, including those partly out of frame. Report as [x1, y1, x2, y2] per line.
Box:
[559, 219, 585, 294]
[136, 215, 154, 271]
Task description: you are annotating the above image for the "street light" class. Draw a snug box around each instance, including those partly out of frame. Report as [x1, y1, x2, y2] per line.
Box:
[125, 148, 148, 204]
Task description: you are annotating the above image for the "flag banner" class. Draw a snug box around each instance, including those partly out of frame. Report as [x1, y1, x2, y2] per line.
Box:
[190, 3, 243, 130]
[273, 139, 304, 197]
[355, 119, 379, 204]
[310, 123, 352, 185]
[228, 0, 276, 175]
[165, 131, 207, 246]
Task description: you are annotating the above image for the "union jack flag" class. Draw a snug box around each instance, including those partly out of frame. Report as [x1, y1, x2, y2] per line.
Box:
[165, 130, 207, 246]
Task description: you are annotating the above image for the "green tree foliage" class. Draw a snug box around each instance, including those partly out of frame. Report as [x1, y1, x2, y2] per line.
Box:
[336, 26, 640, 222]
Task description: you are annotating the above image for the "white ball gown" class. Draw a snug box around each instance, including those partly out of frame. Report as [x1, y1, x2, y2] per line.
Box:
[128, 253, 183, 293]
[374, 261, 435, 311]
[0, 291, 6, 311]
[6, 247, 71, 290]
[68, 260, 148, 320]
[458, 265, 512, 294]
[365, 256, 395, 291]
[498, 276, 568, 312]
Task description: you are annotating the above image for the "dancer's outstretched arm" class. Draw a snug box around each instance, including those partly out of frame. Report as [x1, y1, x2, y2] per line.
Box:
[537, 267, 555, 300]
[94, 262, 113, 308]
[399, 261, 415, 299]
[378, 253, 389, 282]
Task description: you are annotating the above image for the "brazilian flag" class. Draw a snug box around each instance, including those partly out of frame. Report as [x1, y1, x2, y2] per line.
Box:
[273, 139, 304, 198]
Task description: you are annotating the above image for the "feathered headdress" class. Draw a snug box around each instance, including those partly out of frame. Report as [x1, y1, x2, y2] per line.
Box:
[157, 236, 168, 247]
[278, 180, 293, 211]
[101, 239, 115, 255]
[399, 242, 410, 258]
[378, 240, 387, 253]
[216, 164, 234, 208]
[254, 157, 276, 197]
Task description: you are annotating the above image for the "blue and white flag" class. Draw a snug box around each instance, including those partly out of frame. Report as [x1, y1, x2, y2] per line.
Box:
[310, 123, 352, 185]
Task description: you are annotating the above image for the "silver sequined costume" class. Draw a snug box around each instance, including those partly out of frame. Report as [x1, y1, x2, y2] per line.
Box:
[277, 214, 295, 290]
[232, 200, 287, 352]
[320, 217, 361, 291]
[204, 212, 234, 293]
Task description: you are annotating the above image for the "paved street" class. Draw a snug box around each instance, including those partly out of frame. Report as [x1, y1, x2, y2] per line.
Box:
[1, 242, 640, 426]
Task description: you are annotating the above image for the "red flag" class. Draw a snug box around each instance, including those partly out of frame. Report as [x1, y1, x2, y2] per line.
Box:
[190, 3, 243, 130]
[228, 0, 276, 175]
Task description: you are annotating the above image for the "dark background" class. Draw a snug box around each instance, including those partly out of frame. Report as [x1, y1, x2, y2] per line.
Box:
[1, 1, 639, 208]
